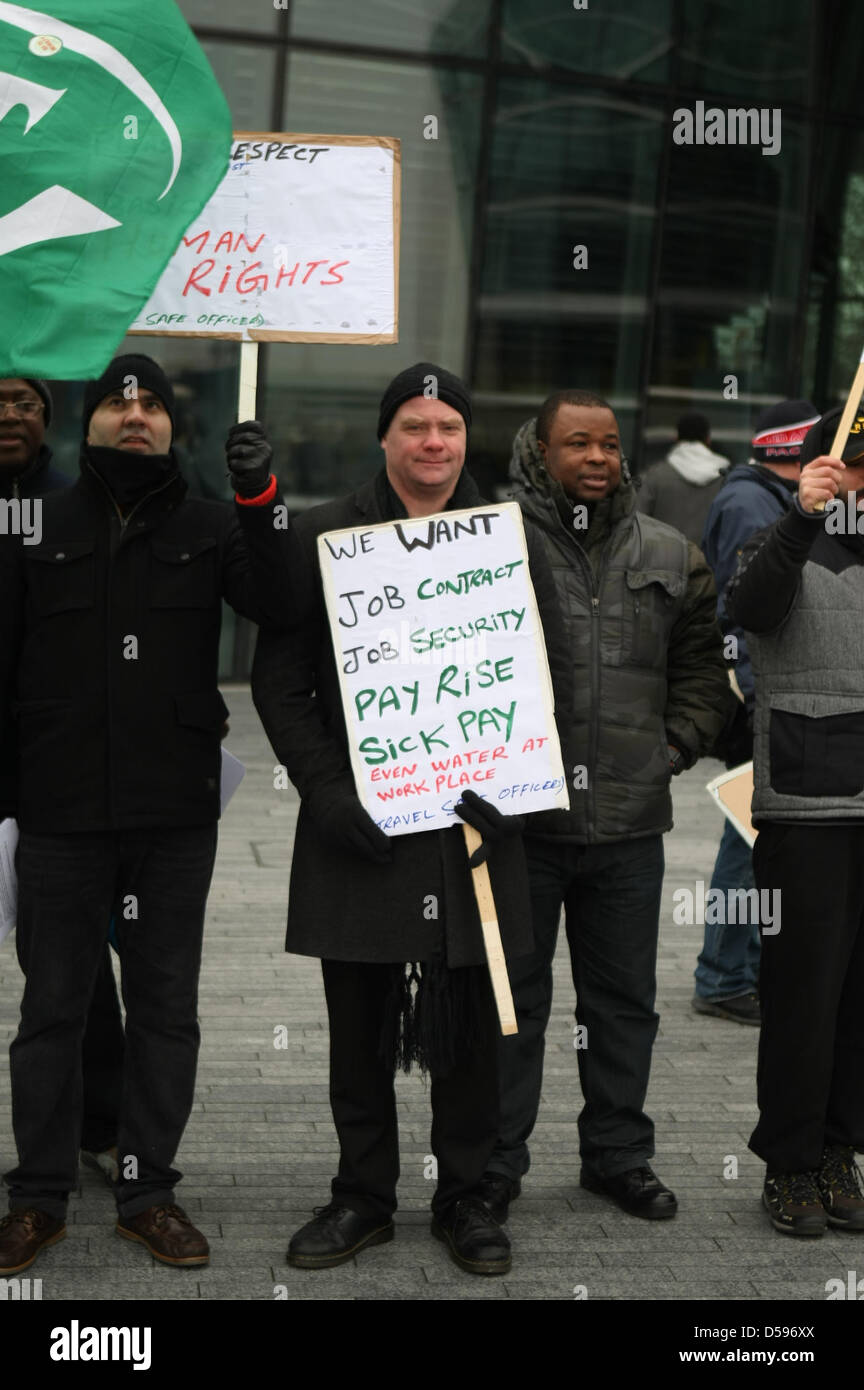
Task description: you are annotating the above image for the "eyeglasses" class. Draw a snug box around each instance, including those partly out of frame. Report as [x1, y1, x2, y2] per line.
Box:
[0, 400, 44, 418]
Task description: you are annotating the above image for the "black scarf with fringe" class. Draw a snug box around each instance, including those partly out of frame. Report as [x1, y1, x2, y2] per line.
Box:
[372, 466, 491, 1077]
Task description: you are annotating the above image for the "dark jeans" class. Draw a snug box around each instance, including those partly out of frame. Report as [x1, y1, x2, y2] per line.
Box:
[6, 825, 217, 1220]
[81, 945, 125, 1153]
[750, 821, 864, 1171]
[694, 819, 760, 1001]
[321, 958, 499, 1222]
[489, 835, 664, 1183]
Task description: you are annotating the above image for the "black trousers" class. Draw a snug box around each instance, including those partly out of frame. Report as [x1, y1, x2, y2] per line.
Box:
[81, 945, 125, 1153]
[6, 825, 217, 1220]
[321, 958, 499, 1221]
[750, 821, 864, 1171]
[489, 835, 664, 1182]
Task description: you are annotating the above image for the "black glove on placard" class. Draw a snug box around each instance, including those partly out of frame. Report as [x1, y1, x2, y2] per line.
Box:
[454, 788, 526, 867]
[316, 794, 392, 864]
[226, 419, 273, 497]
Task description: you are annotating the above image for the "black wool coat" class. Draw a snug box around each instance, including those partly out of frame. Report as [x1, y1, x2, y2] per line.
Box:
[252, 467, 572, 966]
[0, 448, 293, 830]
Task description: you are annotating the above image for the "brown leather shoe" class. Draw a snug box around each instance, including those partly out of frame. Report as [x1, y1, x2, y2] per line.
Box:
[0, 1208, 66, 1274]
[116, 1204, 209, 1266]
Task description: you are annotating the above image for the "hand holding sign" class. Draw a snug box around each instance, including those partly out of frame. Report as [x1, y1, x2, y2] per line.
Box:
[455, 789, 526, 867]
[812, 346, 864, 512]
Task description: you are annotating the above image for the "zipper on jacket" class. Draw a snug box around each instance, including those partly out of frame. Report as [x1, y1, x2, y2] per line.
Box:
[85, 463, 178, 824]
[561, 520, 603, 843]
[559, 508, 614, 845]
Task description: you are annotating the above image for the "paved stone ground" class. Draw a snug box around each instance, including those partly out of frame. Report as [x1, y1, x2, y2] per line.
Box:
[0, 686, 854, 1303]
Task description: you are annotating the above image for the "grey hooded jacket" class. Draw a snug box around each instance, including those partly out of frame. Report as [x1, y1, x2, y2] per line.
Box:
[726, 499, 864, 822]
[510, 420, 728, 844]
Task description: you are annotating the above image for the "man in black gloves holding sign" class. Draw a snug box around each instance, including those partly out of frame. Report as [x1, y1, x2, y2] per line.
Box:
[252, 362, 570, 1276]
[0, 354, 292, 1274]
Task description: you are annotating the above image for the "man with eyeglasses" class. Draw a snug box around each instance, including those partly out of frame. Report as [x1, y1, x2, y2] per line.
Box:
[0, 377, 127, 1191]
[0, 380, 66, 501]
[725, 405, 864, 1236]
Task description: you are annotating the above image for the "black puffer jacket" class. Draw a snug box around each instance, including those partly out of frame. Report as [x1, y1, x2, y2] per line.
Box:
[0, 445, 293, 830]
[510, 419, 728, 843]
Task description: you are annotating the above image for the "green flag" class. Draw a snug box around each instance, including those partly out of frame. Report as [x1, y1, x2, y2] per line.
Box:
[0, 1, 232, 378]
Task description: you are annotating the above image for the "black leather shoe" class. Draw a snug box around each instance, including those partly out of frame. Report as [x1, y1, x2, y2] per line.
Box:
[692, 992, 760, 1026]
[287, 1203, 394, 1269]
[476, 1172, 521, 1224]
[432, 1197, 511, 1275]
[580, 1164, 678, 1220]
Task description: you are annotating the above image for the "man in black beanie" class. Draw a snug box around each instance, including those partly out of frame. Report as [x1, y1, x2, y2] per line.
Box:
[0, 374, 127, 1190]
[252, 362, 570, 1275]
[0, 354, 294, 1274]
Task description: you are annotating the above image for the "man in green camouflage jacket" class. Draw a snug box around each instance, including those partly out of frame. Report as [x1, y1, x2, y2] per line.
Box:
[479, 389, 729, 1225]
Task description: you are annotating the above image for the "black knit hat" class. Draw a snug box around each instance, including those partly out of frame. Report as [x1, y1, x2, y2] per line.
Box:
[676, 411, 710, 442]
[23, 379, 52, 427]
[83, 354, 175, 438]
[800, 404, 864, 466]
[751, 399, 819, 462]
[377, 362, 471, 440]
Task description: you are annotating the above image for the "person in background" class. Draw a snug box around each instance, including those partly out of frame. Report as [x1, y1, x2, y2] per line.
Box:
[637, 412, 729, 544]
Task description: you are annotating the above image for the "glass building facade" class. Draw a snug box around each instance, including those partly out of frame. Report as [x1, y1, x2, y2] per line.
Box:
[43, 1, 864, 674]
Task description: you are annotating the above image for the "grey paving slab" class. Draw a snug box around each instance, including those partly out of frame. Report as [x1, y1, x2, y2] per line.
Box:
[0, 689, 845, 1306]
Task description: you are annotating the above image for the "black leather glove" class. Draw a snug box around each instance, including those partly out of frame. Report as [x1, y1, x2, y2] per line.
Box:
[226, 420, 273, 498]
[316, 794, 393, 864]
[454, 788, 525, 867]
[668, 744, 686, 776]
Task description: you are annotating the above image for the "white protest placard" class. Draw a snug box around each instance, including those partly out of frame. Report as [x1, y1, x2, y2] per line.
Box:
[0, 818, 18, 945]
[130, 132, 400, 344]
[318, 502, 568, 836]
[706, 762, 756, 848]
[219, 748, 246, 812]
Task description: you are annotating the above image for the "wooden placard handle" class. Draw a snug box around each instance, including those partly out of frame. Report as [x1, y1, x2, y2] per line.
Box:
[238, 339, 259, 422]
[813, 359, 864, 512]
[462, 823, 518, 1036]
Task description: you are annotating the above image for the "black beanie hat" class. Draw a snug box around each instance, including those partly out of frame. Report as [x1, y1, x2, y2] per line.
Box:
[751, 399, 819, 462]
[23, 379, 52, 427]
[377, 361, 471, 440]
[800, 404, 864, 466]
[676, 411, 710, 443]
[83, 354, 175, 439]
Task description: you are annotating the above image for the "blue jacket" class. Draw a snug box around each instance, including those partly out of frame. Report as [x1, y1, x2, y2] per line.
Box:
[701, 462, 796, 707]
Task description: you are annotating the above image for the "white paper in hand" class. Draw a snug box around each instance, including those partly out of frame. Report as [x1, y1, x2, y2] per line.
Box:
[0, 818, 19, 946]
[220, 748, 246, 812]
